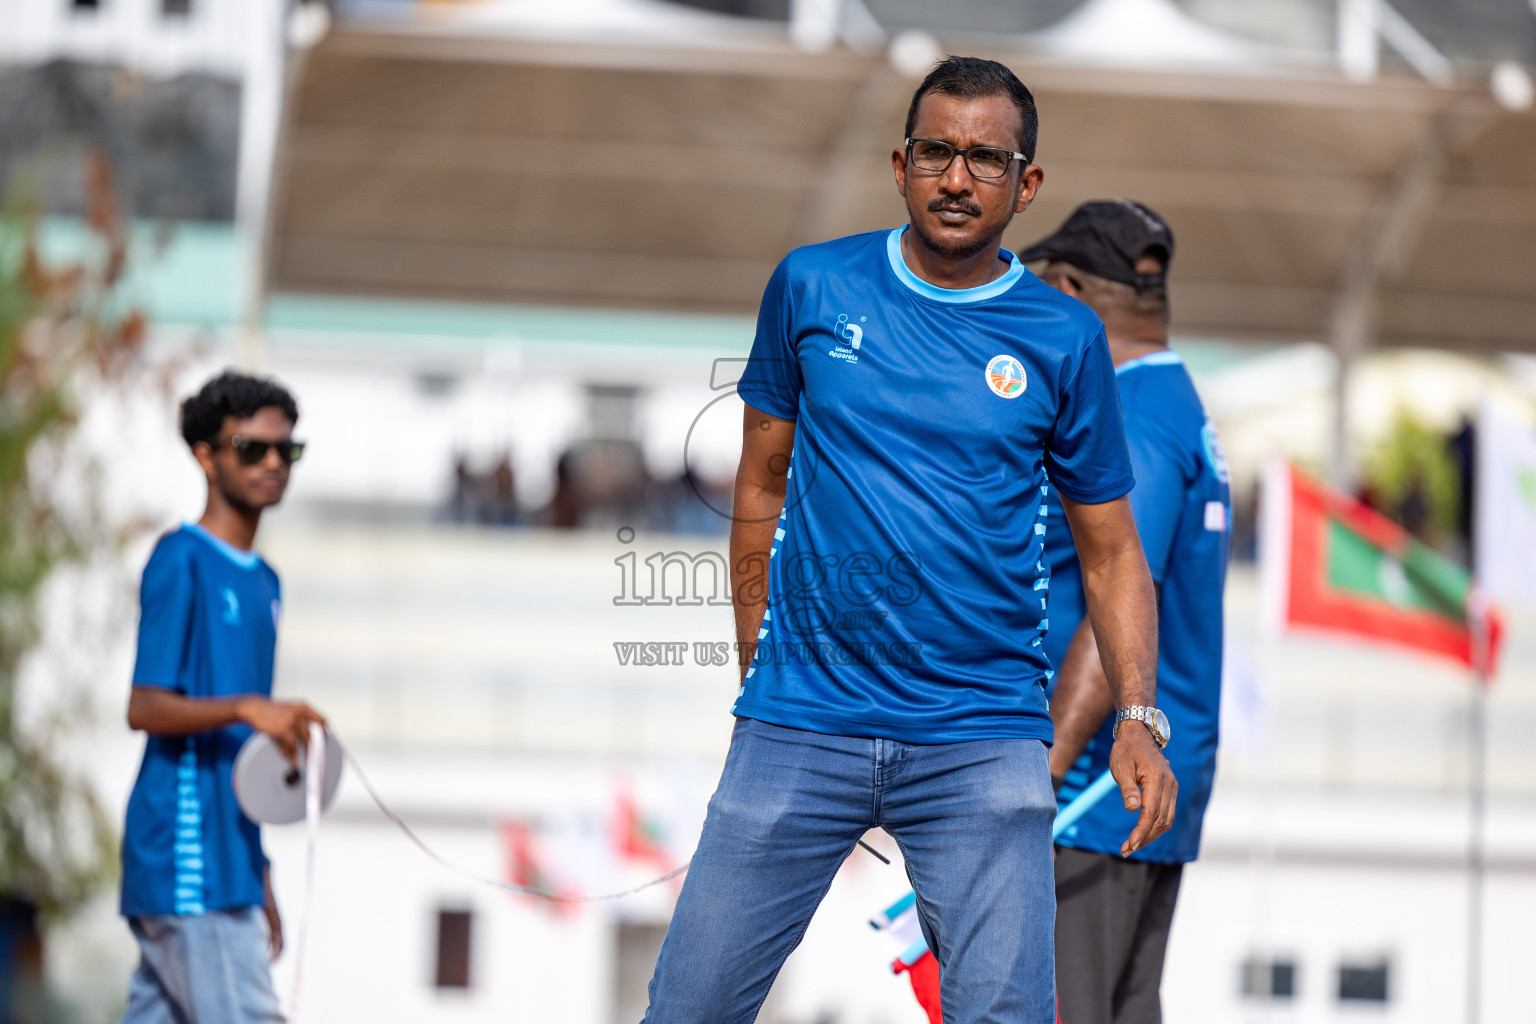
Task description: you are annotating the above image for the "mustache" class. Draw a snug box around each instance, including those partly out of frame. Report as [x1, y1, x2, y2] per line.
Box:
[927, 196, 982, 216]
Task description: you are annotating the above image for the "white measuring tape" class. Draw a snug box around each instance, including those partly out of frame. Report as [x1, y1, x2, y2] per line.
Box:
[288, 722, 324, 1019]
[335, 739, 690, 901]
[233, 726, 691, 1019]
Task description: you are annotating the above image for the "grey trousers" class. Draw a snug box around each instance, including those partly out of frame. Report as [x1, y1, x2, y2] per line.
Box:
[1053, 846, 1184, 1024]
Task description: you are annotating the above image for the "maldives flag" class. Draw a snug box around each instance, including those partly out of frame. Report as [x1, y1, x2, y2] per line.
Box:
[613, 788, 671, 870]
[870, 892, 942, 1024]
[1261, 461, 1503, 673]
[499, 820, 578, 912]
[892, 949, 941, 1024]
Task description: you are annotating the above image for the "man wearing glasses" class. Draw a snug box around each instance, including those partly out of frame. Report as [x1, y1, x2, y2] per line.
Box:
[119, 372, 324, 1023]
[642, 57, 1174, 1023]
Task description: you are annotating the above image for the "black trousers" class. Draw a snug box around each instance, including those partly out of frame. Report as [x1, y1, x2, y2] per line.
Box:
[1054, 846, 1184, 1024]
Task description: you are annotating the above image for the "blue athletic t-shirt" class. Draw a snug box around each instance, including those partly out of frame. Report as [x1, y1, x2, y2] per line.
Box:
[1042, 352, 1230, 863]
[121, 524, 280, 918]
[731, 227, 1134, 744]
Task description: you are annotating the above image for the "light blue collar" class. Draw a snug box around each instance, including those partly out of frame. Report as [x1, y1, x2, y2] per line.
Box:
[1115, 350, 1182, 375]
[184, 522, 262, 570]
[886, 227, 1025, 304]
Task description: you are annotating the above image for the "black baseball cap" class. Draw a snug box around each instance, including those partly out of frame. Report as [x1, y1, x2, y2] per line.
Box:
[1017, 199, 1174, 290]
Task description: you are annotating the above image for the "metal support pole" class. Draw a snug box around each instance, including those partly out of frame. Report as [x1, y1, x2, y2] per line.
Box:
[1328, 288, 1369, 492]
[1326, 117, 1449, 490]
[235, 0, 290, 372]
[1467, 678, 1485, 1024]
[237, 0, 324, 372]
[1325, 95, 1501, 490]
[1466, 603, 1490, 1024]
[796, 57, 895, 247]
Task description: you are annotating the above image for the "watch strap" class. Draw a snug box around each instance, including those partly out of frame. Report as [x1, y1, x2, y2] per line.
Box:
[1114, 705, 1168, 748]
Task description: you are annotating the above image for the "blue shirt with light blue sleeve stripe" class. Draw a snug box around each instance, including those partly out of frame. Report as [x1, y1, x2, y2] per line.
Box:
[1042, 352, 1230, 863]
[121, 524, 279, 917]
[731, 227, 1134, 744]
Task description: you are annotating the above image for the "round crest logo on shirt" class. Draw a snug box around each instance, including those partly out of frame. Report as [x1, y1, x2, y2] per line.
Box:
[1200, 420, 1230, 483]
[985, 355, 1027, 399]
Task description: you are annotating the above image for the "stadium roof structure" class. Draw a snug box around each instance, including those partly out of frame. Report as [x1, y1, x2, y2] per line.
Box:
[266, 0, 1536, 359]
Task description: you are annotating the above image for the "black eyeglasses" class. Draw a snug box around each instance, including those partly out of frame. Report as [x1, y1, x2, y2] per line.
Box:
[210, 435, 306, 466]
[905, 138, 1030, 179]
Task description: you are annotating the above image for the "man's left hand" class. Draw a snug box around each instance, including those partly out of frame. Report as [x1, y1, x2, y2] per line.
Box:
[1108, 724, 1177, 857]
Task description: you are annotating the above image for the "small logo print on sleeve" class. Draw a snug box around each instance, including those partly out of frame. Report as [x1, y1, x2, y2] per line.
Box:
[1204, 501, 1228, 533]
[220, 588, 241, 626]
[1201, 420, 1230, 483]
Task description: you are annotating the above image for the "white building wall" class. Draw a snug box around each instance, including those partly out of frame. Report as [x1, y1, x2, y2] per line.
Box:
[0, 0, 257, 77]
[258, 769, 1536, 1024]
[36, 338, 1536, 1023]
[1166, 789, 1536, 1024]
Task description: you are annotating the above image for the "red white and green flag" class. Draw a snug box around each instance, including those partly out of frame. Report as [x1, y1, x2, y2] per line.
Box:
[1261, 461, 1503, 674]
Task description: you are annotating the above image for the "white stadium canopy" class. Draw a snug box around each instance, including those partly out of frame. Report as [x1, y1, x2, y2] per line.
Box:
[267, 0, 1536, 359]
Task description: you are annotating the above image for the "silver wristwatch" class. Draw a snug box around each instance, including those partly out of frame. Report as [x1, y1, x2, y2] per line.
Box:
[1114, 706, 1171, 749]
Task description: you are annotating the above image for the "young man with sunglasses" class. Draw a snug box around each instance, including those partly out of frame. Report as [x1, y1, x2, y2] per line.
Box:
[641, 57, 1174, 1023]
[119, 371, 324, 1024]
[1025, 201, 1230, 1024]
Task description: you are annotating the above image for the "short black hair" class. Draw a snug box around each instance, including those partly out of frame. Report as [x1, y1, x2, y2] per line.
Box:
[904, 56, 1038, 162]
[179, 370, 299, 449]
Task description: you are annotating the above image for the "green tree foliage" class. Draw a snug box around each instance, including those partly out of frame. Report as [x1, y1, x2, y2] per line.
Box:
[0, 153, 147, 917]
[1363, 408, 1461, 546]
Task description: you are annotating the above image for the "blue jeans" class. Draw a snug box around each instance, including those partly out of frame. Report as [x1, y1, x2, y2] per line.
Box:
[643, 717, 1057, 1023]
[120, 907, 284, 1024]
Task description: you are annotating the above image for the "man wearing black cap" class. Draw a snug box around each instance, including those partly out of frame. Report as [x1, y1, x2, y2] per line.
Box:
[1022, 201, 1231, 1024]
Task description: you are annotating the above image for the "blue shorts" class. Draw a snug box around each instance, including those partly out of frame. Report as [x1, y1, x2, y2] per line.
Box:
[120, 907, 283, 1024]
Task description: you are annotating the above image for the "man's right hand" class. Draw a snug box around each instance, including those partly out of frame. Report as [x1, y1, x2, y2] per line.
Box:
[1108, 723, 1177, 857]
[237, 697, 326, 764]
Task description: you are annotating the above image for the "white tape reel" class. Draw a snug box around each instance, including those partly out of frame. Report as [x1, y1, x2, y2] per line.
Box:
[232, 728, 344, 825]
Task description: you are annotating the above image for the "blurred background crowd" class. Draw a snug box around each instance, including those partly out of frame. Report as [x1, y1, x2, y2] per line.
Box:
[2, 0, 1536, 1022]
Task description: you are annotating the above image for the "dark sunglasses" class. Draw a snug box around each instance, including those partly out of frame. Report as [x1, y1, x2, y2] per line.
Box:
[210, 435, 306, 466]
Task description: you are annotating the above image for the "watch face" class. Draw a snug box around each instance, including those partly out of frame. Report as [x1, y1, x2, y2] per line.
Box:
[1152, 708, 1172, 746]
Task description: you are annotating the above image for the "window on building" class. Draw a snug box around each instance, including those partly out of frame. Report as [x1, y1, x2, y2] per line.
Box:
[162, 0, 192, 16]
[1338, 961, 1390, 1002]
[613, 922, 669, 1024]
[433, 908, 473, 989]
[1240, 957, 1297, 999]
